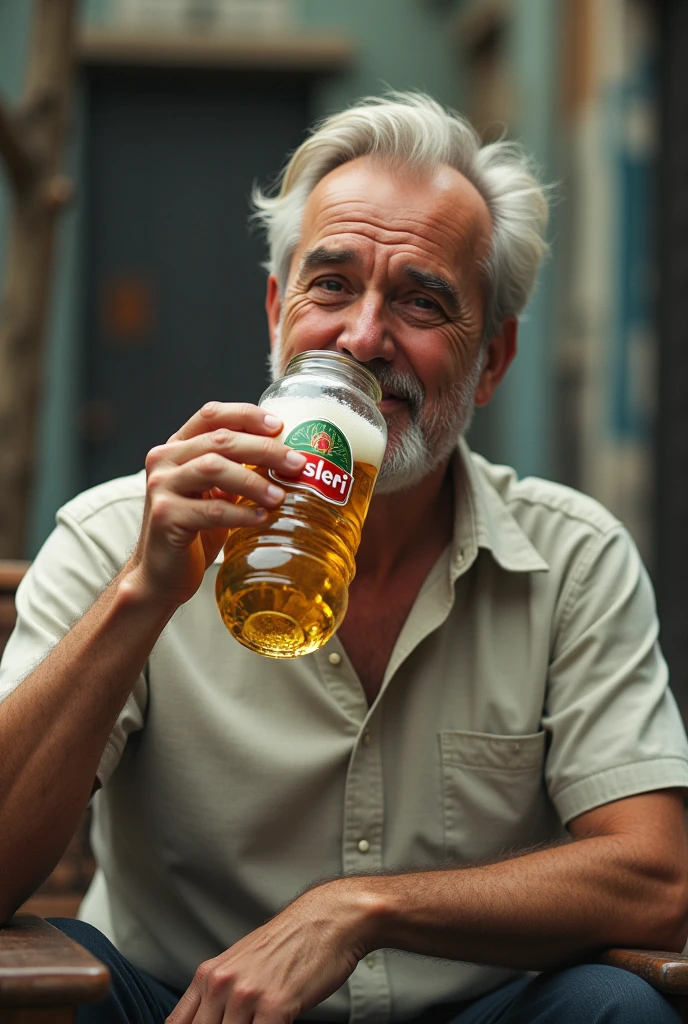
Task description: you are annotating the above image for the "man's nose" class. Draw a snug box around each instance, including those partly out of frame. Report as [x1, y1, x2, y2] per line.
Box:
[335, 295, 394, 363]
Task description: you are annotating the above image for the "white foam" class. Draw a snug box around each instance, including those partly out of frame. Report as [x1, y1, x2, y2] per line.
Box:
[261, 395, 386, 469]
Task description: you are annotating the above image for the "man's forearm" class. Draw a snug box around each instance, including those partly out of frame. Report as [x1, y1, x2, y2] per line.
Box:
[325, 832, 688, 971]
[0, 563, 175, 921]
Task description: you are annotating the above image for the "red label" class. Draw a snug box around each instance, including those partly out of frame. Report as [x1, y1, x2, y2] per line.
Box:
[270, 452, 354, 505]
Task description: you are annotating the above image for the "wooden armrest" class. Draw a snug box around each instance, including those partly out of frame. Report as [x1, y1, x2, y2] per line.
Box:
[0, 914, 110, 1007]
[599, 947, 688, 995]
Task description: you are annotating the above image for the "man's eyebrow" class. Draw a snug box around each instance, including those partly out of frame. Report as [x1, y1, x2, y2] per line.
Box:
[402, 265, 461, 313]
[298, 247, 361, 275]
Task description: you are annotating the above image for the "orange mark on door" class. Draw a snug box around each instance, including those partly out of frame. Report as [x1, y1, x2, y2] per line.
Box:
[103, 277, 154, 343]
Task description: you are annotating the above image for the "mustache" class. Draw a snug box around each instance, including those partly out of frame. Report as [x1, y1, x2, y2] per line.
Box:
[365, 361, 425, 419]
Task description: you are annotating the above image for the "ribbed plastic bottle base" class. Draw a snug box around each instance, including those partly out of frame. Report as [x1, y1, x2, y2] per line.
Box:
[242, 610, 306, 655]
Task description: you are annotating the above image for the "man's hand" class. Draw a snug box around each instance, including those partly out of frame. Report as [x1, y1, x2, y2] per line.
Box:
[168, 884, 369, 1024]
[125, 401, 307, 610]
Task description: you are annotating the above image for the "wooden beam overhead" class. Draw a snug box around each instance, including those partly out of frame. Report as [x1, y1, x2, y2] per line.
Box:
[77, 28, 354, 74]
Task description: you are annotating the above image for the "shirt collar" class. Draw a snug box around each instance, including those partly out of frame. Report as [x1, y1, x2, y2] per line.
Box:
[450, 438, 550, 580]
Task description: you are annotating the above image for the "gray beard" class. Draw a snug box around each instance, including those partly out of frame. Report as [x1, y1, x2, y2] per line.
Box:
[369, 361, 481, 493]
[269, 330, 483, 495]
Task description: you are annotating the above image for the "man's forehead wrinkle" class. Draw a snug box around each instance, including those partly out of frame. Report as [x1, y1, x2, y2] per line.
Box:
[307, 221, 463, 272]
[307, 165, 492, 247]
[316, 154, 490, 218]
[307, 195, 487, 264]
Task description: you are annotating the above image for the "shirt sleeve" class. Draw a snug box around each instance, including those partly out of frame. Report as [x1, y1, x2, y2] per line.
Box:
[0, 503, 147, 786]
[543, 524, 688, 824]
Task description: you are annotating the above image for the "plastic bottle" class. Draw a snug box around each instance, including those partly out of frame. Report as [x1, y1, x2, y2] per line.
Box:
[215, 350, 387, 657]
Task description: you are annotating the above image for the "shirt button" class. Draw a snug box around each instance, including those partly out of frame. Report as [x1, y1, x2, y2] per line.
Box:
[365, 955, 376, 969]
[328, 652, 342, 666]
[357, 839, 370, 853]
[362, 729, 371, 746]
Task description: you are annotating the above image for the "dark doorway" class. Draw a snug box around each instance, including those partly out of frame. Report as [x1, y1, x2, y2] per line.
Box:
[82, 67, 312, 488]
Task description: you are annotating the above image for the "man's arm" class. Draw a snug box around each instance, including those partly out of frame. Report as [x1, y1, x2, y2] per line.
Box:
[0, 568, 174, 922]
[0, 402, 306, 923]
[168, 789, 688, 1024]
[352, 789, 688, 965]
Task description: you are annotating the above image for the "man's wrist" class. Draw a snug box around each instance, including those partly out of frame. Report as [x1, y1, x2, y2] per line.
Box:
[313, 877, 393, 957]
[115, 559, 183, 622]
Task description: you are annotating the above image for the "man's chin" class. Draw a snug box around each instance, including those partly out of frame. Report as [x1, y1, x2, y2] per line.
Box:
[374, 467, 430, 496]
[374, 419, 463, 495]
[374, 434, 430, 495]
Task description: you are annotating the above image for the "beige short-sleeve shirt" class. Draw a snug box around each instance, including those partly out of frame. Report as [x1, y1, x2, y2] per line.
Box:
[2, 441, 688, 1021]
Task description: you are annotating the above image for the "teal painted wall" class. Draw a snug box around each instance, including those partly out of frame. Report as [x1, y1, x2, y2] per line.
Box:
[466, 0, 558, 481]
[0, 0, 557, 553]
[498, 0, 557, 481]
[499, 0, 556, 479]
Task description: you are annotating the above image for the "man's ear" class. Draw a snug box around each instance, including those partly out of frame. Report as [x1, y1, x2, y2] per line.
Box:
[474, 318, 518, 407]
[266, 274, 281, 349]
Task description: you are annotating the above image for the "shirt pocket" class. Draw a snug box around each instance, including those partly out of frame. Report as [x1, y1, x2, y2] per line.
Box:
[440, 729, 554, 862]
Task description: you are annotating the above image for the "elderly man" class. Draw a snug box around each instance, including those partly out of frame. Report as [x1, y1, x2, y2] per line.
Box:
[1, 93, 688, 1024]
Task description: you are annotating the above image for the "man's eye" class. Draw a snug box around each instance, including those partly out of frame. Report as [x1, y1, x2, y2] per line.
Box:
[316, 279, 343, 292]
[413, 296, 439, 312]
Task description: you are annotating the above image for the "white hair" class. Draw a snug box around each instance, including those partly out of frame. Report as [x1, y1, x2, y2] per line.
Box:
[252, 91, 550, 341]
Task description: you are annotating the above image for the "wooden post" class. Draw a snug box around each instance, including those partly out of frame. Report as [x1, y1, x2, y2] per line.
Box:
[0, 0, 77, 557]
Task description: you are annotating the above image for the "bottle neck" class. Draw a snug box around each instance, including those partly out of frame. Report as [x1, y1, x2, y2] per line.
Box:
[284, 351, 382, 404]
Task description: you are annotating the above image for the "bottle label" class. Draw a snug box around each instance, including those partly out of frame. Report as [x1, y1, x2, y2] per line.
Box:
[269, 418, 354, 505]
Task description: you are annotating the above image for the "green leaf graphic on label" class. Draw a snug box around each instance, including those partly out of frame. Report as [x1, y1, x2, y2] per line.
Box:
[283, 419, 352, 474]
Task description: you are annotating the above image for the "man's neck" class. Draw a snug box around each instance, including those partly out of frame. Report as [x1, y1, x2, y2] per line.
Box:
[355, 459, 455, 586]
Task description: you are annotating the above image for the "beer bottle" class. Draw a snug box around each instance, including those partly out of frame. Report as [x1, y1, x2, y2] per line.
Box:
[216, 351, 387, 658]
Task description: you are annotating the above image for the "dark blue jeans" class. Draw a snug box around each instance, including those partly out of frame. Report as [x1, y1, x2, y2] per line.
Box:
[49, 918, 683, 1024]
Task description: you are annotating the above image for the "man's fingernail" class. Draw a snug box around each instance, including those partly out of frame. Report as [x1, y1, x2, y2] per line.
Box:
[264, 414, 282, 429]
[267, 484, 285, 502]
[286, 450, 307, 467]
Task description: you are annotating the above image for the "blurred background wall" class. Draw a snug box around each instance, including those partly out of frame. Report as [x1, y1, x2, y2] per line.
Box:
[1, 0, 685, 703]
